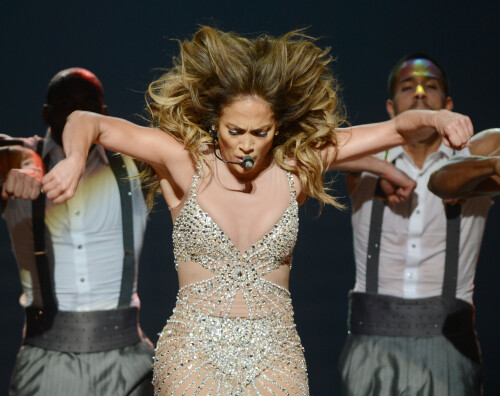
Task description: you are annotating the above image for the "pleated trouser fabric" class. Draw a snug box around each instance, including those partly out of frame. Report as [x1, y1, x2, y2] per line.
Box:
[339, 334, 482, 396]
[9, 341, 154, 396]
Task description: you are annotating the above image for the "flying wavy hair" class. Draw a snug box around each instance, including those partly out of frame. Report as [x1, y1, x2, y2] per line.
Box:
[143, 26, 346, 209]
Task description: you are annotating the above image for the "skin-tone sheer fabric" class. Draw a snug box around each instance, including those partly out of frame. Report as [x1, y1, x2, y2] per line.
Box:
[153, 159, 309, 395]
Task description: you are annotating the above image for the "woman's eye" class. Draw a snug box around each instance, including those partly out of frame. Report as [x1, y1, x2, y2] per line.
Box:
[228, 129, 239, 135]
[255, 131, 268, 137]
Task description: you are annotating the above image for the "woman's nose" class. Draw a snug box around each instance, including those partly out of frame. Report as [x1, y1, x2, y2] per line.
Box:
[239, 136, 254, 153]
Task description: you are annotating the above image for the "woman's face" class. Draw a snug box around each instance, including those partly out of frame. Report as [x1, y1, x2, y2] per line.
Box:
[217, 96, 276, 180]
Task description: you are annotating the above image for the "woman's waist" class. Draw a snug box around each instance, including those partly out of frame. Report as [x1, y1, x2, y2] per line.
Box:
[175, 281, 294, 320]
[177, 260, 290, 290]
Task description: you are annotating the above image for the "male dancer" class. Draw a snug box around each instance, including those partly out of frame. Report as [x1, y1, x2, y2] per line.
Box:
[1, 68, 153, 395]
[340, 54, 493, 395]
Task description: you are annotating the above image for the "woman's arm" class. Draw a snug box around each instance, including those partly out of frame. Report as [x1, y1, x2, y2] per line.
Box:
[324, 109, 473, 166]
[42, 111, 192, 204]
[64, 111, 189, 168]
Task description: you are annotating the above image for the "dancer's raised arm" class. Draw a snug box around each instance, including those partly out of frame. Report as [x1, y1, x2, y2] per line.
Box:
[325, 109, 472, 167]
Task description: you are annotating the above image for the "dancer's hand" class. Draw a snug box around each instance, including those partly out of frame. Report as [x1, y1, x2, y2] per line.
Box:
[2, 168, 43, 200]
[380, 166, 416, 203]
[1, 146, 44, 200]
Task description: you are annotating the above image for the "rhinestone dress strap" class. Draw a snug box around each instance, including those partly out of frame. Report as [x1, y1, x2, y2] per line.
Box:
[188, 162, 203, 198]
[285, 168, 297, 199]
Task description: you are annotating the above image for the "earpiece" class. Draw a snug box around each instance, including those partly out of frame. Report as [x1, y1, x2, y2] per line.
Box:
[210, 125, 218, 142]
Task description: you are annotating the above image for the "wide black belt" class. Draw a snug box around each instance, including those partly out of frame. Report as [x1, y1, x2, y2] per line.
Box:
[348, 291, 475, 337]
[24, 306, 141, 353]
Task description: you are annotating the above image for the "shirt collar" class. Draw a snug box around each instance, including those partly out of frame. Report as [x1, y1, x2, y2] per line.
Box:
[384, 141, 463, 164]
[42, 130, 59, 159]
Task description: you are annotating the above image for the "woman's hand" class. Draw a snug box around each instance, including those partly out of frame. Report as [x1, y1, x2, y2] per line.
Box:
[433, 109, 473, 150]
[42, 154, 86, 204]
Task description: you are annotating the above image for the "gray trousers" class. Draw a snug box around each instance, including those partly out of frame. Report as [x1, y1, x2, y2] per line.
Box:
[9, 341, 154, 396]
[339, 334, 482, 396]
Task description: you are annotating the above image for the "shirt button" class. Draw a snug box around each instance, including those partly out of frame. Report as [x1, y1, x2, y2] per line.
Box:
[407, 272, 413, 279]
[411, 244, 416, 248]
[416, 209, 420, 214]
[77, 245, 83, 249]
[80, 278, 85, 283]
[75, 210, 80, 216]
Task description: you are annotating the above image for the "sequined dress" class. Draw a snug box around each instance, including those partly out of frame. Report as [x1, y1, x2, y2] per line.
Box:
[153, 164, 309, 395]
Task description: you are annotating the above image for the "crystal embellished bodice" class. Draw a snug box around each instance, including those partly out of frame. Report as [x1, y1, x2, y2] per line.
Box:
[172, 164, 299, 320]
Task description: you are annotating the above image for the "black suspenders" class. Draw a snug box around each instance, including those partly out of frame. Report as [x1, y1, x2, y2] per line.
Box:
[365, 159, 461, 299]
[105, 151, 136, 308]
[32, 143, 136, 310]
[365, 181, 386, 294]
[32, 140, 56, 312]
[442, 204, 461, 298]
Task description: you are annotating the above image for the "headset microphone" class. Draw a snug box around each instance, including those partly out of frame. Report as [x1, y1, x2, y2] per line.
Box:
[213, 149, 254, 169]
[241, 155, 254, 169]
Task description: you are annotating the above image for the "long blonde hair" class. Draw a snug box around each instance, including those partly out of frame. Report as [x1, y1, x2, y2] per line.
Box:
[143, 26, 346, 209]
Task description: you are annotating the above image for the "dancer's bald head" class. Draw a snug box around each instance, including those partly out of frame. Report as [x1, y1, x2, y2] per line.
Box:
[47, 67, 104, 103]
[43, 67, 107, 145]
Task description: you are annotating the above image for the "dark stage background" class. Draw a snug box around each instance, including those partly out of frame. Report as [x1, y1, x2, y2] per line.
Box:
[1, 1, 498, 394]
